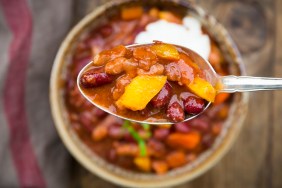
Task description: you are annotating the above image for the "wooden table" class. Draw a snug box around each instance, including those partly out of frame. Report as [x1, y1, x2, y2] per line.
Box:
[71, 1, 282, 187]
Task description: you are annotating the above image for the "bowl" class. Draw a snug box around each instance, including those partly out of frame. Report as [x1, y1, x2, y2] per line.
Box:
[50, 0, 249, 187]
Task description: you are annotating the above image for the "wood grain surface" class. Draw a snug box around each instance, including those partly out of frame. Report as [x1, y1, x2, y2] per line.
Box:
[70, 0, 282, 187]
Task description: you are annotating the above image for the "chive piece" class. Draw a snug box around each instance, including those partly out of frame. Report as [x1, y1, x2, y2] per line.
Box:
[141, 123, 150, 130]
[141, 123, 151, 138]
[122, 120, 147, 157]
[138, 140, 147, 157]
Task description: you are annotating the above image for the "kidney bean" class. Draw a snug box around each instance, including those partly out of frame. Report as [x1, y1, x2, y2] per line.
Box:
[174, 122, 191, 133]
[92, 107, 107, 118]
[153, 128, 170, 140]
[166, 98, 185, 122]
[99, 24, 113, 38]
[202, 134, 214, 149]
[164, 62, 181, 82]
[80, 71, 113, 88]
[184, 96, 205, 115]
[79, 111, 97, 132]
[68, 86, 86, 108]
[108, 125, 124, 139]
[188, 117, 210, 133]
[147, 139, 166, 158]
[107, 149, 117, 162]
[105, 57, 126, 75]
[72, 56, 92, 77]
[97, 115, 123, 128]
[151, 82, 172, 108]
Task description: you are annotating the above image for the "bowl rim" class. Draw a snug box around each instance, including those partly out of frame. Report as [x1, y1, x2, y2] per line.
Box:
[50, 0, 249, 187]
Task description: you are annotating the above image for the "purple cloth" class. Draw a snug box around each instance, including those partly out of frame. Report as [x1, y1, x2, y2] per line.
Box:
[0, 0, 87, 187]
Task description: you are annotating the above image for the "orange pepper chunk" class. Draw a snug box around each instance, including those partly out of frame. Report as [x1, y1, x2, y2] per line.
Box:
[152, 160, 168, 174]
[166, 132, 201, 150]
[116, 75, 167, 111]
[134, 157, 151, 172]
[214, 93, 231, 105]
[149, 8, 159, 18]
[159, 11, 182, 24]
[166, 151, 187, 168]
[151, 43, 180, 61]
[188, 77, 216, 102]
[121, 6, 143, 20]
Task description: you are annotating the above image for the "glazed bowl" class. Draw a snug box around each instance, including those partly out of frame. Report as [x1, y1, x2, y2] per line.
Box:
[50, 0, 249, 187]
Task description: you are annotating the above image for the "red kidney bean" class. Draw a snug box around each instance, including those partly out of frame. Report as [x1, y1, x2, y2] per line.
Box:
[108, 125, 124, 139]
[184, 96, 205, 115]
[153, 128, 170, 140]
[79, 111, 97, 132]
[73, 56, 92, 77]
[92, 107, 107, 118]
[174, 122, 191, 133]
[188, 117, 210, 133]
[147, 139, 166, 158]
[166, 100, 185, 122]
[107, 149, 117, 162]
[80, 71, 113, 88]
[202, 134, 214, 149]
[180, 91, 195, 101]
[151, 82, 172, 108]
[68, 86, 86, 108]
[99, 24, 113, 38]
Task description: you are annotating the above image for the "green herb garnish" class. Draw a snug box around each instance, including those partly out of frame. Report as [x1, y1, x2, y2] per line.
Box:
[122, 120, 147, 157]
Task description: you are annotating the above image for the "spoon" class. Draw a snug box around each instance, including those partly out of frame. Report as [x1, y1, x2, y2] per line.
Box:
[77, 43, 282, 125]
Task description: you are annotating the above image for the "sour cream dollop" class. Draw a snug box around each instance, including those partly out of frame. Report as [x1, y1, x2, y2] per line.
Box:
[134, 17, 210, 60]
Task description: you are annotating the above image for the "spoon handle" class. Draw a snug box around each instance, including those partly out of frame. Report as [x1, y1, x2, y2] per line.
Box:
[219, 76, 282, 93]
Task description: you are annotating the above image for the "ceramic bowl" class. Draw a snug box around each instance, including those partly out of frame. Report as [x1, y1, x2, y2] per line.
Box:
[50, 0, 249, 187]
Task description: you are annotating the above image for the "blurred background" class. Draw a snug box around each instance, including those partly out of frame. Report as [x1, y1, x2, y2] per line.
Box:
[0, 0, 281, 187]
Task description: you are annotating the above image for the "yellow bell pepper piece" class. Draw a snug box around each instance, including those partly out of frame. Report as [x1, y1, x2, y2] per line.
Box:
[134, 157, 151, 172]
[188, 77, 216, 102]
[121, 6, 143, 20]
[116, 75, 167, 111]
[151, 43, 180, 61]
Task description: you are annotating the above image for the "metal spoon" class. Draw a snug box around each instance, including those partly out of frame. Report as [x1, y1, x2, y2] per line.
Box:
[77, 43, 282, 125]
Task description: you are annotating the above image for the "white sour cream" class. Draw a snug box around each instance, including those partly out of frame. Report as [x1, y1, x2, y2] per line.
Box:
[134, 16, 210, 60]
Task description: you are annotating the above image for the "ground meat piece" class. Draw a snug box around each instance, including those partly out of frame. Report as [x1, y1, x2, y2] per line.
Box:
[137, 63, 164, 75]
[165, 62, 181, 81]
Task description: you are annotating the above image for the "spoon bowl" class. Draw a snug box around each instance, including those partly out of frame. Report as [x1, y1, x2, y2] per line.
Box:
[77, 43, 213, 125]
[77, 43, 282, 125]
